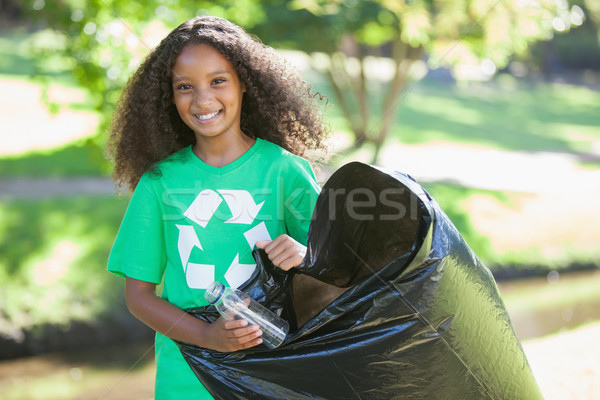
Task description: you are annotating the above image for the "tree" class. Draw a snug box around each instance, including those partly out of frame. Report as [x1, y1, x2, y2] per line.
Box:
[582, 0, 600, 40]
[250, 0, 578, 162]
[26, 0, 578, 163]
[25, 0, 266, 153]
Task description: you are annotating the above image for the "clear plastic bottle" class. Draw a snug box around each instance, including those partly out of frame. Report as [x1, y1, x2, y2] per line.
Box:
[204, 281, 289, 349]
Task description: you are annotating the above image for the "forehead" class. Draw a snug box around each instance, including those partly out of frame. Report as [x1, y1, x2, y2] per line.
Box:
[172, 43, 236, 74]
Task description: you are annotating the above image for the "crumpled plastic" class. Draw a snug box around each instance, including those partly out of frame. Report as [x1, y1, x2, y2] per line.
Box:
[177, 161, 542, 400]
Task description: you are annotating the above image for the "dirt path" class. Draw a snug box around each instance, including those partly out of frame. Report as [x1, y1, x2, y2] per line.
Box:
[379, 140, 600, 193]
[523, 322, 600, 400]
[0, 177, 116, 198]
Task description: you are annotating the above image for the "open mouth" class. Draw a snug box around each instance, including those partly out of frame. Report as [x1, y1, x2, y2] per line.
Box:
[194, 110, 221, 121]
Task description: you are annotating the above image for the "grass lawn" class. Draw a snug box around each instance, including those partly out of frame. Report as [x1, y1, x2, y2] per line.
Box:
[391, 76, 600, 154]
[0, 138, 110, 178]
[0, 195, 129, 334]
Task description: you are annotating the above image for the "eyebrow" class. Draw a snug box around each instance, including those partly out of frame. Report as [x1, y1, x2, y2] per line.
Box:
[172, 70, 233, 83]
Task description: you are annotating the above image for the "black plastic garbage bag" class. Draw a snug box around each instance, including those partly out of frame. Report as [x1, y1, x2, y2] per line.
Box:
[177, 162, 542, 400]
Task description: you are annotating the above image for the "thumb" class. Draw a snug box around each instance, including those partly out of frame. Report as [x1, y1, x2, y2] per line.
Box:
[255, 240, 270, 249]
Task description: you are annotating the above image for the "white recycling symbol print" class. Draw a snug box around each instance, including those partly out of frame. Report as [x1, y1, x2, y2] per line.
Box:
[176, 189, 272, 290]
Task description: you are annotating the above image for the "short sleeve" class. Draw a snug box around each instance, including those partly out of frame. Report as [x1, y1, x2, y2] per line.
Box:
[107, 175, 166, 284]
[283, 159, 320, 245]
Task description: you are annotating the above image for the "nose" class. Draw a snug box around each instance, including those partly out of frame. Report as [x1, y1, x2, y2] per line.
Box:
[193, 87, 213, 106]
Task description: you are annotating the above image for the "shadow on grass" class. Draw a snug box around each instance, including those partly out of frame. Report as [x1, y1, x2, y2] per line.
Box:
[0, 139, 110, 178]
[391, 78, 600, 153]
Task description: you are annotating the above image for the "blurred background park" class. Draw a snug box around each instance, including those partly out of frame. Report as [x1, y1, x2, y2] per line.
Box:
[0, 0, 599, 399]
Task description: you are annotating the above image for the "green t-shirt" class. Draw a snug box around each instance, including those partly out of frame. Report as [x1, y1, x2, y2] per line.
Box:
[107, 138, 319, 399]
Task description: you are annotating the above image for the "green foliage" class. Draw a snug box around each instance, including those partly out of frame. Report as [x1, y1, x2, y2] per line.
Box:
[0, 29, 73, 78]
[547, 3, 600, 70]
[518, 0, 600, 74]
[21, 0, 575, 163]
[267, 0, 566, 68]
[250, 0, 574, 162]
[24, 0, 266, 146]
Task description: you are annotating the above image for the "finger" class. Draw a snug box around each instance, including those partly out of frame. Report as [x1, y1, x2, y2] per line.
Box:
[222, 318, 249, 330]
[228, 327, 263, 348]
[265, 237, 292, 262]
[255, 240, 271, 249]
[221, 332, 262, 352]
[266, 245, 287, 264]
[278, 256, 303, 271]
[264, 234, 288, 253]
[237, 336, 263, 349]
[228, 324, 262, 339]
[271, 246, 300, 267]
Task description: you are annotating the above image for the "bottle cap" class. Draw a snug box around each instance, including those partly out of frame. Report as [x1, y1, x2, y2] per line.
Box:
[204, 281, 225, 304]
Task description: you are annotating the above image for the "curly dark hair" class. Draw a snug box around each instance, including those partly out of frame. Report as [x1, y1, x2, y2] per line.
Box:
[108, 16, 329, 191]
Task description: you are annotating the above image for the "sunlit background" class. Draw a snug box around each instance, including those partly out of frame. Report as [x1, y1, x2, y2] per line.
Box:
[1, 0, 599, 399]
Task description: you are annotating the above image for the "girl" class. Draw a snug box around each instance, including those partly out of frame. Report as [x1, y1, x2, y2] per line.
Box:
[107, 16, 329, 399]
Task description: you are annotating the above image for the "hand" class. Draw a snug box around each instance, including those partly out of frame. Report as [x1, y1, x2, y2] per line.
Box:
[203, 317, 263, 353]
[256, 234, 306, 271]
[125, 277, 262, 352]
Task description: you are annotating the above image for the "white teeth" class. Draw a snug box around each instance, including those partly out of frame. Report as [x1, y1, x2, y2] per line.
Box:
[195, 111, 220, 120]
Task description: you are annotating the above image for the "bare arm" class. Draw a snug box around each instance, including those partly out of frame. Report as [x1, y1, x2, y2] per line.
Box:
[125, 277, 263, 352]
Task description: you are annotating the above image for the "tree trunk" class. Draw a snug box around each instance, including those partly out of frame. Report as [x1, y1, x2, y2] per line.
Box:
[352, 45, 369, 145]
[371, 42, 424, 164]
[326, 53, 368, 144]
[325, 40, 424, 162]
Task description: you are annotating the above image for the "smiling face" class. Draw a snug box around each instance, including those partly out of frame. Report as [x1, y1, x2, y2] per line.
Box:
[171, 43, 245, 143]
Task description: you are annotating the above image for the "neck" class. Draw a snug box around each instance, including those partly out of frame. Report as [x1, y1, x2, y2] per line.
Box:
[192, 133, 255, 168]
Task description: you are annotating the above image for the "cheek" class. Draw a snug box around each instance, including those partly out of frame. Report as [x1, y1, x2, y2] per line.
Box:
[173, 96, 188, 113]
[230, 89, 245, 107]
[173, 101, 191, 126]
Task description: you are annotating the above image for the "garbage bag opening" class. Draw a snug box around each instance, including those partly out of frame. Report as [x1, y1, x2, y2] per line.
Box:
[300, 162, 425, 288]
[292, 162, 428, 327]
[292, 274, 347, 327]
